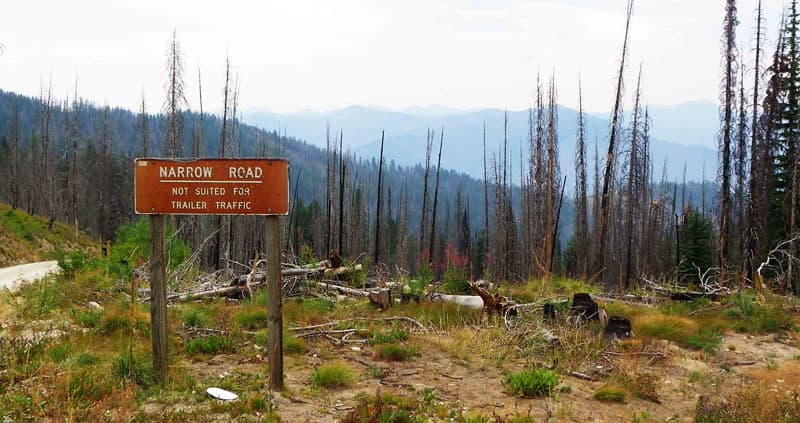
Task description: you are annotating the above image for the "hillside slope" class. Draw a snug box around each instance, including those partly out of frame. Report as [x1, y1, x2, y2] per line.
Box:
[0, 203, 96, 267]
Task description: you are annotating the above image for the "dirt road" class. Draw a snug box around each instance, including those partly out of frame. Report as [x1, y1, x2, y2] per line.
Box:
[0, 261, 59, 292]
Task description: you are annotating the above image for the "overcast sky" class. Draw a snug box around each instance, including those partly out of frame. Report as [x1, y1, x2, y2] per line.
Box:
[0, 0, 784, 115]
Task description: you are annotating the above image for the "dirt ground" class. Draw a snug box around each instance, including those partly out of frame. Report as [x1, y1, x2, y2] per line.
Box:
[143, 330, 800, 422]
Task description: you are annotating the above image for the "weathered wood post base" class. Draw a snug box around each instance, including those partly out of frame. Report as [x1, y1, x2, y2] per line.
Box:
[149, 214, 168, 382]
[266, 215, 283, 390]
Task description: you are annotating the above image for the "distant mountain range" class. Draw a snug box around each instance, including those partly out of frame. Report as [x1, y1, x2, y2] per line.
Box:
[244, 100, 720, 184]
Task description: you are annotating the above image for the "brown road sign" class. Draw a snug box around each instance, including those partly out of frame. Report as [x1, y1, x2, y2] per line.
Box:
[135, 158, 289, 215]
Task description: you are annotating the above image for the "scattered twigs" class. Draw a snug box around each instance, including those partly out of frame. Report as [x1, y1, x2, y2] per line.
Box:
[290, 316, 427, 332]
[285, 314, 427, 347]
[641, 277, 725, 301]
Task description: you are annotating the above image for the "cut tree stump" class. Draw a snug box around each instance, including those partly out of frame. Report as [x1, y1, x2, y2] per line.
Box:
[367, 288, 392, 310]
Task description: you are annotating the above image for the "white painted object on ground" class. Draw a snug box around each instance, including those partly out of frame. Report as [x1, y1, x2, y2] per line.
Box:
[207, 387, 238, 401]
[434, 294, 483, 309]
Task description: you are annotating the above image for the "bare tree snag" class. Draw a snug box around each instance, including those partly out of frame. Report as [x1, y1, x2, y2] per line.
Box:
[595, 0, 634, 281]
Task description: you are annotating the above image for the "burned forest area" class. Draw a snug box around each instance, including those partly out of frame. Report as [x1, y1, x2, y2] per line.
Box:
[2, 1, 800, 422]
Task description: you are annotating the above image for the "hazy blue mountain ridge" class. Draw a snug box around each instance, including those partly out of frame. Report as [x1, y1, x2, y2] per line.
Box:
[244, 101, 720, 185]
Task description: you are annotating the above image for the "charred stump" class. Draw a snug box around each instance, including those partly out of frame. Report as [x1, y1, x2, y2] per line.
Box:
[543, 302, 557, 321]
[604, 316, 633, 340]
[570, 292, 600, 321]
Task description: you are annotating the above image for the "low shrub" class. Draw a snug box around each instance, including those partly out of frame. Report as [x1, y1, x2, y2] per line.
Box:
[504, 368, 560, 398]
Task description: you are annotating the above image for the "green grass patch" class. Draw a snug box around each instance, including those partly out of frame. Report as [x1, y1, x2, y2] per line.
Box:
[181, 307, 209, 328]
[311, 363, 354, 389]
[14, 276, 64, 318]
[1, 209, 38, 242]
[66, 369, 113, 404]
[47, 342, 74, 364]
[71, 352, 100, 367]
[396, 302, 482, 329]
[369, 329, 409, 345]
[72, 308, 104, 329]
[375, 343, 420, 361]
[593, 386, 627, 402]
[724, 293, 795, 333]
[112, 349, 156, 387]
[686, 328, 723, 353]
[235, 310, 270, 330]
[282, 297, 336, 325]
[630, 313, 698, 344]
[253, 331, 307, 354]
[504, 368, 560, 398]
[184, 335, 236, 356]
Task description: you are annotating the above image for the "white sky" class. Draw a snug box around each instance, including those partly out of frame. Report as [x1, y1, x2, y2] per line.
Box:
[0, 0, 785, 114]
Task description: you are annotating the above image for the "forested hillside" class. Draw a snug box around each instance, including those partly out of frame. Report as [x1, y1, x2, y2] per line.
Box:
[0, 89, 491, 274]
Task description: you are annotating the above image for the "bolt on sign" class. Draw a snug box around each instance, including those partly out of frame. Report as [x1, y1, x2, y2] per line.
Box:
[135, 158, 289, 215]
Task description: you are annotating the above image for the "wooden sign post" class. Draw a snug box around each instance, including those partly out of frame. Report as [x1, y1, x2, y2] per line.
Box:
[149, 215, 168, 381]
[135, 158, 289, 386]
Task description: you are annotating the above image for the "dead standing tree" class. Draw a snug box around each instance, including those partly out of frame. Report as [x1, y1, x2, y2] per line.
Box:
[420, 129, 433, 261]
[719, 0, 738, 274]
[375, 131, 385, 266]
[746, 0, 765, 282]
[163, 30, 186, 158]
[574, 78, 590, 278]
[595, 0, 634, 283]
[429, 129, 444, 271]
